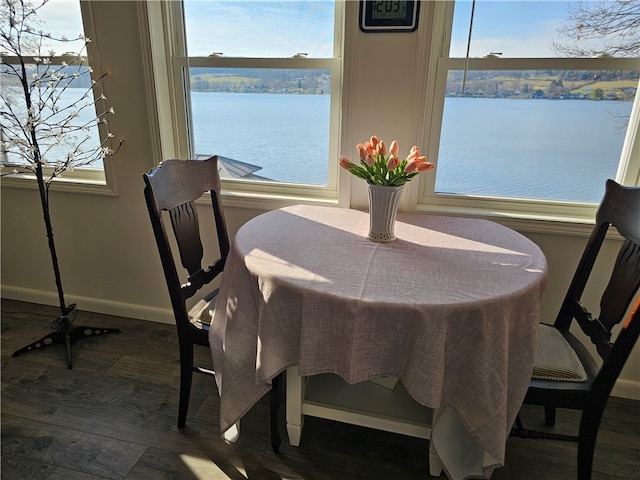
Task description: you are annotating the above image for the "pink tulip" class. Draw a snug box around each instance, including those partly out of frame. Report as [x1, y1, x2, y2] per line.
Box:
[387, 156, 399, 171]
[405, 160, 418, 173]
[389, 140, 399, 156]
[370, 136, 379, 150]
[364, 141, 375, 155]
[364, 153, 375, 166]
[407, 147, 420, 162]
[378, 140, 387, 156]
[339, 156, 353, 170]
[356, 143, 367, 160]
[417, 160, 435, 172]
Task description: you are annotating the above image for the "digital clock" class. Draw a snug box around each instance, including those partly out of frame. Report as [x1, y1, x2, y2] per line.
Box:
[359, 0, 420, 33]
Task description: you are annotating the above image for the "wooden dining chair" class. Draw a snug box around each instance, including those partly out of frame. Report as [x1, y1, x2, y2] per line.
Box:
[143, 156, 281, 453]
[511, 179, 640, 480]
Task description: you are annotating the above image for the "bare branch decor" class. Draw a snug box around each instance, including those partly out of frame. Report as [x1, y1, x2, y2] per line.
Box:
[1, 0, 124, 368]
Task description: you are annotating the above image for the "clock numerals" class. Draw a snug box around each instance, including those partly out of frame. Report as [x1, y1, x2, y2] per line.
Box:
[372, 1, 407, 20]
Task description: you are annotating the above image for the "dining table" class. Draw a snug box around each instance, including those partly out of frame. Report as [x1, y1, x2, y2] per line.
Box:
[209, 204, 548, 479]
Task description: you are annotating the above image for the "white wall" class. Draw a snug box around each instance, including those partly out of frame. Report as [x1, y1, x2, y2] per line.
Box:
[1, 1, 638, 399]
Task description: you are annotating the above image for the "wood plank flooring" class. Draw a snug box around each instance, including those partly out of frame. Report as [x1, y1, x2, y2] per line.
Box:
[2, 298, 639, 479]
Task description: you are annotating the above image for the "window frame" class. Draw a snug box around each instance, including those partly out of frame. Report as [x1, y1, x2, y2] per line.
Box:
[0, 0, 118, 195]
[150, 0, 345, 208]
[415, 1, 640, 230]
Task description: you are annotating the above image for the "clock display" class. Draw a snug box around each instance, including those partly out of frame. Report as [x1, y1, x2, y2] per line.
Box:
[371, 1, 408, 20]
[360, 0, 419, 33]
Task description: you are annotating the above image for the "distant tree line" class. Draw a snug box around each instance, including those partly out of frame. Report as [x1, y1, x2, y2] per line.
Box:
[189, 68, 331, 94]
[1, 63, 94, 88]
[447, 69, 638, 100]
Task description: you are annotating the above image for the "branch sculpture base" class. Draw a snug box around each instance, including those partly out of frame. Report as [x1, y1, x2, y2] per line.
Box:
[11, 304, 121, 369]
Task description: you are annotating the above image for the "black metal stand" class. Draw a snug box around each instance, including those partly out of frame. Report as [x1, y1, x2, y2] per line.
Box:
[11, 164, 122, 369]
[11, 303, 121, 369]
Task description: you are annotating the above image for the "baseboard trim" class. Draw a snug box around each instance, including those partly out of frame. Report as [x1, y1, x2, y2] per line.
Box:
[1, 285, 174, 325]
[2, 284, 639, 401]
[610, 379, 640, 401]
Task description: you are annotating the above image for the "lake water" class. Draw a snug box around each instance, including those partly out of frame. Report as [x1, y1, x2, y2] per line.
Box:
[2, 87, 107, 170]
[191, 91, 331, 184]
[436, 96, 632, 202]
[192, 91, 633, 203]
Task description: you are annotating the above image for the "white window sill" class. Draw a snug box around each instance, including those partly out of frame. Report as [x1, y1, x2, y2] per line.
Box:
[0, 169, 116, 197]
[415, 200, 611, 238]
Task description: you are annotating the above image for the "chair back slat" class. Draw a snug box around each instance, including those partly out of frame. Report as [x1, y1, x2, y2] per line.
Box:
[599, 240, 640, 333]
[169, 202, 204, 277]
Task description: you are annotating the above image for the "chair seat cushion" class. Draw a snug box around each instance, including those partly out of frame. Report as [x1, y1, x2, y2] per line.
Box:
[188, 289, 219, 329]
[532, 323, 588, 382]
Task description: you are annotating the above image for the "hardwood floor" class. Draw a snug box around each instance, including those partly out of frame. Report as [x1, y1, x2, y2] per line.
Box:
[2, 298, 639, 480]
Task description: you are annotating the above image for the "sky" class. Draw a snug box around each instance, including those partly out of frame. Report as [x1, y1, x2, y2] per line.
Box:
[35, 0, 614, 58]
[20, 0, 85, 54]
[451, 1, 583, 57]
[37, 0, 84, 37]
[183, 1, 336, 57]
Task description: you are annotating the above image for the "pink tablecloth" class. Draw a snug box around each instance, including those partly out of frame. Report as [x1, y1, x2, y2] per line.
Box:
[210, 205, 547, 476]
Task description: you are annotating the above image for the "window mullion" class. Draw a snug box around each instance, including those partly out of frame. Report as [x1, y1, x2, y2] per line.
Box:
[170, 57, 193, 159]
[184, 56, 339, 70]
[616, 78, 640, 185]
[440, 57, 640, 71]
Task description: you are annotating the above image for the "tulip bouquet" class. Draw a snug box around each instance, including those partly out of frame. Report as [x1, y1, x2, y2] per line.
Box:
[340, 136, 434, 186]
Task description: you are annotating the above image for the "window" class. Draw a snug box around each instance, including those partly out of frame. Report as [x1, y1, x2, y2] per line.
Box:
[0, 0, 110, 181]
[420, 1, 639, 220]
[158, 0, 343, 201]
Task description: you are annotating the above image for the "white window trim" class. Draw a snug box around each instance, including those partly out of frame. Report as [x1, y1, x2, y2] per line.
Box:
[412, 1, 640, 235]
[0, 0, 119, 197]
[146, 0, 346, 210]
[0, 169, 116, 196]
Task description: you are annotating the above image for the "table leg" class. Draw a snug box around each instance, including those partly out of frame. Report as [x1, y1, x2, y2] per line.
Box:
[431, 405, 488, 479]
[222, 421, 240, 444]
[286, 366, 304, 446]
[429, 408, 444, 477]
[429, 443, 444, 476]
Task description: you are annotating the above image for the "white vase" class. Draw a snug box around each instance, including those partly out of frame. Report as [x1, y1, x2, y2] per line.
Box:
[367, 184, 404, 242]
